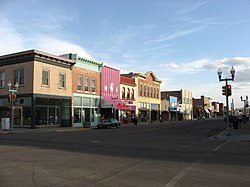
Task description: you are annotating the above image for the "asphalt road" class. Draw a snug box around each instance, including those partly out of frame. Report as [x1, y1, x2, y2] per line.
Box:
[0, 119, 250, 187]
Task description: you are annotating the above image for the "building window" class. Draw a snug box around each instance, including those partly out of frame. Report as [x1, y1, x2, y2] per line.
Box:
[59, 73, 65, 88]
[122, 87, 125, 99]
[14, 69, 24, 85]
[85, 76, 89, 92]
[151, 87, 153, 97]
[42, 70, 49, 86]
[0, 72, 5, 88]
[140, 84, 142, 97]
[156, 88, 159, 98]
[154, 87, 156, 98]
[131, 89, 134, 100]
[77, 75, 82, 91]
[92, 78, 96, 93]
[127, 88, 130, 99]
[144, 85, 146, 97]
[147, 86, 150, 97]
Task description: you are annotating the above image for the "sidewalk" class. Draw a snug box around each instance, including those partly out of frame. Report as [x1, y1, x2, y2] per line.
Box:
[216, 121, 250, 142]
[0, 126, 93, 134]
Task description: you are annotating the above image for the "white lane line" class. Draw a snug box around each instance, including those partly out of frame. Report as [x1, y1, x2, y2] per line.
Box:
[164, 161, 200, 187]
[212, 141, 229, 152]
[165, 142, 229, 187]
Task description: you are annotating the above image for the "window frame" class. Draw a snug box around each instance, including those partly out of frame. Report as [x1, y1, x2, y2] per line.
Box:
[42, 70, 49, 86]
[59, 73, 66, 88]
[77, 75, 82, 91]
[91, 78, 96, 93]
[85, 76, 90, 92]
[14, 69, 24, 85]
[0, 72, 5, 88]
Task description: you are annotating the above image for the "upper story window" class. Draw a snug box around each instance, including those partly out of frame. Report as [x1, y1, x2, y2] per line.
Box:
[140, 84, 142, 97]
[154, 87, 156, 98]
[0, 72, 5, 88]
[147, 86, 150, 97]
[14, 69, 24, 85]
[59, 73, 66, 88]
[156, 88, 159, 98]
[144, 85, 146, 97]
[122, 87, 125, 99]
[92, 78, 96, 93]
[42, 70, 49, 86]
[77, 75, 82, 91]
[151, 87, 153, 97]
[131, 89, 134, 100]
[85, 76, 89, 92]
[127, 88, 130, 99]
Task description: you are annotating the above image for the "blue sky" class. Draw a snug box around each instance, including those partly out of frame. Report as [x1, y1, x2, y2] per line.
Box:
[0, 0, 249, 108]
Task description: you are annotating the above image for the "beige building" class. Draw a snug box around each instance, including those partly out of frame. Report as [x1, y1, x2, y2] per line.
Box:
[122, 71, 162, 123]
[0, 50, 75, 128]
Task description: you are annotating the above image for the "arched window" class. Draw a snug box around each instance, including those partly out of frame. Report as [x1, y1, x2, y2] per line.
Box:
[131, 89, 134, 100]
[127, 88, 130, 99]
[122, 87, 125, 99]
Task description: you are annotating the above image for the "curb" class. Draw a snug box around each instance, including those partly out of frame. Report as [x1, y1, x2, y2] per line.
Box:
[55, 128, 93, 133]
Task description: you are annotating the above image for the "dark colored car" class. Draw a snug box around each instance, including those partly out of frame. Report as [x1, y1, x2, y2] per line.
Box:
[97, 118, 121, 129]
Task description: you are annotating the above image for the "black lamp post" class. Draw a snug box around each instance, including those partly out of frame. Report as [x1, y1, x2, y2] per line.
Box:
[217, 66, 235, 136]
[7, 81, 19, 130]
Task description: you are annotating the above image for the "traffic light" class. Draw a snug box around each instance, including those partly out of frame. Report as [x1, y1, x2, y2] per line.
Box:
[222, 86, 226, 95]
[13, 94, 17, 102]
[8, 94, 11, 102]
[227, 85, 232, 96]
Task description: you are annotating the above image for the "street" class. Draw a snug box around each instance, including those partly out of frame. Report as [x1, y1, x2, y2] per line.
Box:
[0, 119, 250, 187]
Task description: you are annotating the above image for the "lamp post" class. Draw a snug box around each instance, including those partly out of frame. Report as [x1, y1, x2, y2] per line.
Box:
[217, 66, 235, 136]
[240, 96, 248, 114]
[7, 81, 19, 130]
[111, 96, 118, 119]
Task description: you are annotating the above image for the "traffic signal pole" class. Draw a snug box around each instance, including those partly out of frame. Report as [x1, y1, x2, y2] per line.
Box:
[225, 80, 231, 136]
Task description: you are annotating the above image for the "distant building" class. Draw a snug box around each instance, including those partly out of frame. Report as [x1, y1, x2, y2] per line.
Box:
[193, 96, 212, 118]
[161, 89, 193, 120]
[122, 71, 162, 123]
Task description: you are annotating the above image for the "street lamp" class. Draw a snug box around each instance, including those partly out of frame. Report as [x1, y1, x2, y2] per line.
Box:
[240, 96, 248, 123]
[111, 96, 118, 119]
[217, 66, 235, 136]
[7, 81, 19, 130]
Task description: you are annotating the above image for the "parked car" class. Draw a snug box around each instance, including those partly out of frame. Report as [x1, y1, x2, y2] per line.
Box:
[97, 118, 121, 129]
[197, 115, 205, 120]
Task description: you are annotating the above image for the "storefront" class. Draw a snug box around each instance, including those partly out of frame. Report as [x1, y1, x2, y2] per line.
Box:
[73, 95, 99, 128]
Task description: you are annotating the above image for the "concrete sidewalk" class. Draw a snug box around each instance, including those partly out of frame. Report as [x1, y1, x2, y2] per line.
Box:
[216, 121, 250, 142]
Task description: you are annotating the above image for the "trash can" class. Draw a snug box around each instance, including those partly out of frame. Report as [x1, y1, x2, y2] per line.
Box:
[233, 119, 239, 129]
[134, 118, 138, 125]
[2, 118, 10, 130]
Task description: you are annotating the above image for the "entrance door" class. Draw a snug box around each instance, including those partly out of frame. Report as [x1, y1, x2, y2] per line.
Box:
[48, 107, 60, 125]
[14, 107, 22, 126]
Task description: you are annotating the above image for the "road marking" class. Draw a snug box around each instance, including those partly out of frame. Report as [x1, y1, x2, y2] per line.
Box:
[212, 141, 229, 152]
[164, 160, 200, 187]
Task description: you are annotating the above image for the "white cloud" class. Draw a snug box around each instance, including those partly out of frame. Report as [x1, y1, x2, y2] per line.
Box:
[0, 17, 92, 59]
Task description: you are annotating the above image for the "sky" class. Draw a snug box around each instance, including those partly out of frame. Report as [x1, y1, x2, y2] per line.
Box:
[0, 0, 249, 108]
